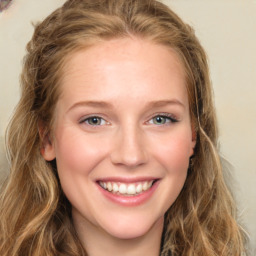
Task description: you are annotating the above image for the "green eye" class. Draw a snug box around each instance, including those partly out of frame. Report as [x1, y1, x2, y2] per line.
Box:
[84, 117, 106, 126]
[149, 115, 178, 125]
[152, 116, 169, 125]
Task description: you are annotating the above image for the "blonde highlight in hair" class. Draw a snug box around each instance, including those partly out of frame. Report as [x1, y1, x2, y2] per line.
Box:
[0, 0, 247, 255]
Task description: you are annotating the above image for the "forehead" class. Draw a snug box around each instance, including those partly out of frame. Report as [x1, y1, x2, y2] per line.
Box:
[62, 38, 185, 79]
[58, 37, 188, 107]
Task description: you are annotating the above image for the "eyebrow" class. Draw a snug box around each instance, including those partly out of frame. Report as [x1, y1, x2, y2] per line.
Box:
[67, 99, 184, 113]
[146, 99, 185, 109]
[67, 101, 113, 113]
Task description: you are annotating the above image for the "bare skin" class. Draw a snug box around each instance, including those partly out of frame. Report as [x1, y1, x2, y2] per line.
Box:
[74, 214, 164, 256]
[42, 37, 195, 255]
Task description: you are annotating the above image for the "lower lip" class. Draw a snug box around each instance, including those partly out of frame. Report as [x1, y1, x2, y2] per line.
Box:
[97, 181, 160, 206]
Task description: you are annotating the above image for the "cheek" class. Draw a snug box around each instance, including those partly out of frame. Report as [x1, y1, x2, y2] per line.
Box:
[151, 133, 191, 210]
[151, 132, 192, 173]
[53, 129, 110, 212]
[54, 129, 108, 177]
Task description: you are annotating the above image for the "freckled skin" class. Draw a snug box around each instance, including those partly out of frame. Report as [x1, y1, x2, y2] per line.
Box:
[42, 38, 196, 255]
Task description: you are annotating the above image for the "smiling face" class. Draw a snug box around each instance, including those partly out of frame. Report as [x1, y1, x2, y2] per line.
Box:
[42, 37, 196, 241]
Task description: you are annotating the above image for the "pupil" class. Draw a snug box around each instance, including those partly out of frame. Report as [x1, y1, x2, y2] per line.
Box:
[91, 117, 100, 124]
[156, 117, 161, 122]
[155, 116, 164, 124]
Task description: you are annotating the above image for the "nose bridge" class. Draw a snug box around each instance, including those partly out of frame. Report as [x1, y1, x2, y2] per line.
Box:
[110, 121, 148, 167]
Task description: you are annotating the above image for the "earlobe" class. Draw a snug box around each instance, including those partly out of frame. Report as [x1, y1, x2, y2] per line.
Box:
[38, 122, 56, 161]
[41, 134, 56, 161]
[190, 139, 196, 157]
[190, 124, 197, 157]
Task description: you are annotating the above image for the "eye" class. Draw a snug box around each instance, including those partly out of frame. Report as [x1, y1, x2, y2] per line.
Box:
[148, 114, 178, 125]
[81, 116, 107, 126]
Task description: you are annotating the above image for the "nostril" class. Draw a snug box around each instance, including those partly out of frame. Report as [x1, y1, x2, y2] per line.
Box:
[110, 144, 148, 167]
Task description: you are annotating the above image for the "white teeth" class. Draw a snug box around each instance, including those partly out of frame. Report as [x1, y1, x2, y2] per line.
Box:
[119, 184, 127, 194]
[99, 180, 155, 196]
[107, 182, 112, 191]
[142, 181, 149, 191]
[99, 181, 106, 189]
[136, 183, 142, 193]
[112, 183, 119, 192]
[127, 184, 136, 195]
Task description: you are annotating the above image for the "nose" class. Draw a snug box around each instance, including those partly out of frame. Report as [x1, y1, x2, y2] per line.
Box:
[110, 125, 148, 168]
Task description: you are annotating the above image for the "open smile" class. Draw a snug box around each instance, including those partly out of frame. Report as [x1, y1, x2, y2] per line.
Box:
[98, 180, 157, 196]
[96, 178, 160, 206]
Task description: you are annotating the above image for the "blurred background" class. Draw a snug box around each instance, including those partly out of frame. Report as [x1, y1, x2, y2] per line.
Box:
[0, 0, 255, 253]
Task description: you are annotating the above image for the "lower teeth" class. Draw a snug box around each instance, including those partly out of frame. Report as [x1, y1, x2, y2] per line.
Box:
[106, 190, 143, 196]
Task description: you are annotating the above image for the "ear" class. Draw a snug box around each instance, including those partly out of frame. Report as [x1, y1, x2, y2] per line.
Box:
[190, 123, 197, 157]
[39, 122, 56, 161]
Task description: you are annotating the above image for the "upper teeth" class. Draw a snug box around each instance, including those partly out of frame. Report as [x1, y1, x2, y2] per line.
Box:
[99, 181, 154, 196]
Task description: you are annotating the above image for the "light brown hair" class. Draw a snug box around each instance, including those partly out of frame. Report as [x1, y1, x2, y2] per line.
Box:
[0, 0, 247, 255]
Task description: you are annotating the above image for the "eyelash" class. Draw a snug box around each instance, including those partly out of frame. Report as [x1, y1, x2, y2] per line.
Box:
[147, 113, 179, 125]
[79, 116, 108, 126]
[79, 113, 179, 127]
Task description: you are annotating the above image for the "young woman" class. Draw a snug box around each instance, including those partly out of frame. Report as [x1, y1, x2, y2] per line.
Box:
[0, 0, 247, 255]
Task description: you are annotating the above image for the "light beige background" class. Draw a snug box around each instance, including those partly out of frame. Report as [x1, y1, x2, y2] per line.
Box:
[0, 0, 255, 253]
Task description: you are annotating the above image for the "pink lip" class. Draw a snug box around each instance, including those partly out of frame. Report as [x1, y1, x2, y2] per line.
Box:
[96, 179, 160, 207]
[96, 176, 158, 183]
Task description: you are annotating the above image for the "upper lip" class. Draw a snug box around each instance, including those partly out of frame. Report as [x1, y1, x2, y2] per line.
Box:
[96, 176, 160, 183]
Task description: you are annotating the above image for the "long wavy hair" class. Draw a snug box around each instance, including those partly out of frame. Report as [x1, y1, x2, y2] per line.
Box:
[0, 0, 247, 255]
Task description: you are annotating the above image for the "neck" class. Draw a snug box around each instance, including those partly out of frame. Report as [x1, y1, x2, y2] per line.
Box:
[73, 211, 164, 256]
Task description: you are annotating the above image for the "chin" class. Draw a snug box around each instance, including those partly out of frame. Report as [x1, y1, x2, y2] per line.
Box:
[99, 213, 164, 240]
